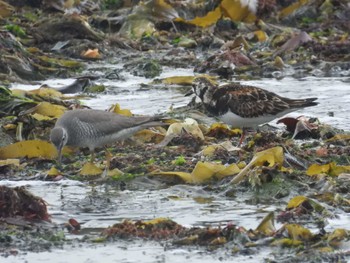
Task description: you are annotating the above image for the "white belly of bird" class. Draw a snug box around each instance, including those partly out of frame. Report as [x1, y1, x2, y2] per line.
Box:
[220, 111, 286, 128]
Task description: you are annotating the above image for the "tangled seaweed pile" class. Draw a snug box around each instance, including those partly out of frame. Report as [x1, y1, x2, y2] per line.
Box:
[0, 0, 349, 84]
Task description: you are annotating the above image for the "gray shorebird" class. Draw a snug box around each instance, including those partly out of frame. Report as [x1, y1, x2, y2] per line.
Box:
[50, 109, 164, 164]
[189, 77, 318, 144]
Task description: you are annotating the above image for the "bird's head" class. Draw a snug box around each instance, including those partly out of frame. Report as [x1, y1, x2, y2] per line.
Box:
[191, 77, 217, 104]
[50, 127, 68, 164]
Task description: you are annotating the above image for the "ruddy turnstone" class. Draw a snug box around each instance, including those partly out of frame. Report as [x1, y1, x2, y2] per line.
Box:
[189, 77, 318, 142]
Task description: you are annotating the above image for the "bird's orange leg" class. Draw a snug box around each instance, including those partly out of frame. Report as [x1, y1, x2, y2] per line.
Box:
[238, 128, 246, 147]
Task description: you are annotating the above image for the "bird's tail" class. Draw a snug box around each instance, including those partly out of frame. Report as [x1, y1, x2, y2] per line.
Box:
[131, 115, 169, 128]
[140, 120, 167, 129]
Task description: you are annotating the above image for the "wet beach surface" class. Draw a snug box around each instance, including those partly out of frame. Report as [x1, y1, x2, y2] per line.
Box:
[4, 68, 350, 263]
[1, 1, 350, 261]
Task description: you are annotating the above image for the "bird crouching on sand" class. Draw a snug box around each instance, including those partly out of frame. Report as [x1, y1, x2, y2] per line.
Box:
[50, 109, 165, 164]
[189, 77, 318, 144]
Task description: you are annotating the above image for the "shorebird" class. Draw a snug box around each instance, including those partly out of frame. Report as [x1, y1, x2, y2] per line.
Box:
[50, 109, 164, 164]
[189, 77, 318, 144]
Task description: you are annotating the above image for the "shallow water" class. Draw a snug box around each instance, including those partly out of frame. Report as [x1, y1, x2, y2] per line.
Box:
[5, 67, 350, 262]
[0, 179, 277, 263]
[12, 67, 350, 130]
[8, 241, 273, 263]
[1, 177, 350, 263]
[0, 180, 274, 229]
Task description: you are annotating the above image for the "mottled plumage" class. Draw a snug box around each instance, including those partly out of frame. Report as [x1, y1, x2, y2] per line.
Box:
[191, 77, 318, 128]
[50, 109, 163, 163]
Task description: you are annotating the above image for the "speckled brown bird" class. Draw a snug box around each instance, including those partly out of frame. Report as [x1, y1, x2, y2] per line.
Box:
[190, 77, 318, 142]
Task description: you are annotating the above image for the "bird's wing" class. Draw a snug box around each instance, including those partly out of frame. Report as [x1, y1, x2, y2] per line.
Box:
[212, 84, 291, 118]
[75, 110, 160, 136]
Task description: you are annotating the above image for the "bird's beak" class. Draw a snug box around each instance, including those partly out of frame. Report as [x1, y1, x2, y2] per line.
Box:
[57, 147, 62, 165]
[185, 90, 194, 96]
[55, 141, 64, 166]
